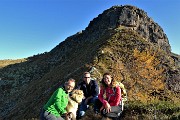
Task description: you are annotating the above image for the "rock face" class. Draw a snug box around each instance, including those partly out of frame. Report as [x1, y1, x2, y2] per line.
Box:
[0, 5, 179, 119]
[85, 5, 170, 53]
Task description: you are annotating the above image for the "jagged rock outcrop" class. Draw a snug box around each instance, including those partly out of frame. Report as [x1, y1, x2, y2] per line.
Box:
[85, 5, 170, 53]
[0, 5, 179, 119]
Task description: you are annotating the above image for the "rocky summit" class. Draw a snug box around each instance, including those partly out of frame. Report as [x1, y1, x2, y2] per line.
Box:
[0, 5, 179, 119]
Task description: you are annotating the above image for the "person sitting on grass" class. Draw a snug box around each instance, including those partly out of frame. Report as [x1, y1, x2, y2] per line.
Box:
[76, 72, 99, 119]
[95, 73, 122, 120]
[40, 78, 75, 120]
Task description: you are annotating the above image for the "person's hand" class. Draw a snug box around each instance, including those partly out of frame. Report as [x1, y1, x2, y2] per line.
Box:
[100, 105, 104, 111]
[65, 112, 72, 120]
[104, 103, 111, 113]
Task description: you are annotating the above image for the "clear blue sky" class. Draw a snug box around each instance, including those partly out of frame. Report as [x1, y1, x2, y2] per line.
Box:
[0, 0, 179, 60]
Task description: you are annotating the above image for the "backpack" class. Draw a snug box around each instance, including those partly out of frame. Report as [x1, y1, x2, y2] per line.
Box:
[112, 82, 127, 111]
[117, 82, 127, 102]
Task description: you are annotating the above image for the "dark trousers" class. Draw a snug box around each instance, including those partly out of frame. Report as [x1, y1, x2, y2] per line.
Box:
[77, 96, 98, 117]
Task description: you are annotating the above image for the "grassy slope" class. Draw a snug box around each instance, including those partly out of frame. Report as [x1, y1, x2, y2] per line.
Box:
[0, 59, 26, 68]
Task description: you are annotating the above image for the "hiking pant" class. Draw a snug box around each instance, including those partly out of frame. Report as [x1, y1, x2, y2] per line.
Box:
[77, 96, 98, 117]
[40, 109, 64, 120]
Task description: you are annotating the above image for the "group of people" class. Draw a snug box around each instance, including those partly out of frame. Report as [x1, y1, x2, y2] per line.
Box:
[40, 72, 125, 120]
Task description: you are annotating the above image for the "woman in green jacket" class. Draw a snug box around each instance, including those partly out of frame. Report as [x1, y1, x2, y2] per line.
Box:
[40, 78, 75, 120]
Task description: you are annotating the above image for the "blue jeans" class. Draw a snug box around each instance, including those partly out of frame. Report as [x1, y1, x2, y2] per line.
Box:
[77, 96, 98, 117]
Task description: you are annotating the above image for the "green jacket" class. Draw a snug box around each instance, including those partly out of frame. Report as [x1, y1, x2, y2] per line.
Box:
[43, 87, 68, 117]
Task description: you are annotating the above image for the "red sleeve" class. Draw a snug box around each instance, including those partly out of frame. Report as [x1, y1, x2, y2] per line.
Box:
[114, 86, 122, 106]
[98, 87, 108, 106]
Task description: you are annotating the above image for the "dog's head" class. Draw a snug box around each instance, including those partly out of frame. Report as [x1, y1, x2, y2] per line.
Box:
[70, 89, 84, 103]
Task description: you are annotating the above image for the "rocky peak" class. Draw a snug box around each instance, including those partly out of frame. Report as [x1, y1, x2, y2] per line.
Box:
[85, 5, 170, 53]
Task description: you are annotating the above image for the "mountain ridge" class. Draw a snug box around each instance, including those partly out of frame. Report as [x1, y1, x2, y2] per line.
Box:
[0, 5, 179, 119]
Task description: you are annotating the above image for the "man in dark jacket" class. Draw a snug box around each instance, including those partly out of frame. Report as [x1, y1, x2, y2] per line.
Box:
[76, 72, 99, 118]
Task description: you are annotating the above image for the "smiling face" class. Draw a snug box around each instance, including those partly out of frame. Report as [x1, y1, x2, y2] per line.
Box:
[103, 74, 112, 86]
[65, 79, 75, 93]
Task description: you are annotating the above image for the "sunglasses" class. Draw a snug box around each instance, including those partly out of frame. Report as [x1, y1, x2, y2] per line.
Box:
[84, 77, 90, 78]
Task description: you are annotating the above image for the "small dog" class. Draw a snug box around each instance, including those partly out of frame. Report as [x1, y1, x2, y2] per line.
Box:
[66, 89, 84, 120]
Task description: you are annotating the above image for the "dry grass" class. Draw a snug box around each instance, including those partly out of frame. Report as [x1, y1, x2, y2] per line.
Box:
[0, 59, 26, 68]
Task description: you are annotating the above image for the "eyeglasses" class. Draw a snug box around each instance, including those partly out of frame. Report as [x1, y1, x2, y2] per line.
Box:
[84, 77, 90, 78]
[67, 84, 74, 89]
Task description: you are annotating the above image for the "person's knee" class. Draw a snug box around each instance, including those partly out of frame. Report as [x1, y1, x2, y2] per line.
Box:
[78, 102, 88, 112]
[91, 96, 98, 103]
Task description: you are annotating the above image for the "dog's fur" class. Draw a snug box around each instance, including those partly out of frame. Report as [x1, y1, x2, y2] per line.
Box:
[66, 89, 84, 120]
